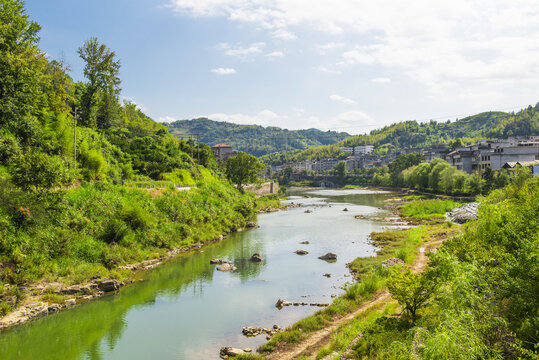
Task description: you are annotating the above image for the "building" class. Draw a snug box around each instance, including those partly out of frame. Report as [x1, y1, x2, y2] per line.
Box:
[339, 145, 374, 155]
[422, 145, 449, 162]
[211, 144, 236, 161]
[490, 140, 539, 170]
[445, 137, 539, 173]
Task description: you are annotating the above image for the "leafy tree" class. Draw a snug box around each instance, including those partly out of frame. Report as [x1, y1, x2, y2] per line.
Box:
[11, 150, 74, 190]
[0, 0, 44, 133]
[333, 161, 346, 183]
[389, 153, 423, 186]
[225, 151, 265, 191]
[77, 37, 121, 128]
[388, 266, 438, 322]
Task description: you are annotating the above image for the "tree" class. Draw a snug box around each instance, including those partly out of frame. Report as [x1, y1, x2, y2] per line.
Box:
[11, 150, 74, 190]
[77, 37, 121, 128]
[333, 161, 346, 183]
[225, 151, 265, 191]
[0, 0, 44, 132]
[388, 266, 438, 322]
[389, 153, 423, 187]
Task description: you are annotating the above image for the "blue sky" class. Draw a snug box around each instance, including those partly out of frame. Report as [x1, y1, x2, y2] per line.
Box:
[26, 0, 539, 134]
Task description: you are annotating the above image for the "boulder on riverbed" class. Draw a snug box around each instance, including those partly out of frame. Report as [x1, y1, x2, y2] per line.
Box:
[343, 208, 349, 212]
[220, 347, 245, 358]
[318, 253, 337, 261]
[97, 279, 121, 292]
[251, 253, 263, 262]
[304, 209, 313, 213]
[300, 241, 310, 244]
[246, 221, 258, 228]
[210, 259, 231, 264]
[294, 250, 309, 255]
[217, 263, 237, 272]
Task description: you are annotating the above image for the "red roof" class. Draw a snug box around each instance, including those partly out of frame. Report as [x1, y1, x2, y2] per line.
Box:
[212, 144, 232, 148]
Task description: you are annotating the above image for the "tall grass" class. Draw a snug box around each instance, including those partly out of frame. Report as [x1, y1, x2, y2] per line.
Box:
[400, 199, 463, 219]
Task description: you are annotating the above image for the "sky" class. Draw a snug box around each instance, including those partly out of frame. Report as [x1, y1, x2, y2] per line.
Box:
[26, 0, 539, 135]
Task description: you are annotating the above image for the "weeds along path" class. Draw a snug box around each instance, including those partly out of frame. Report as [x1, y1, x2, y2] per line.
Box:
[264, 237, 443, 360]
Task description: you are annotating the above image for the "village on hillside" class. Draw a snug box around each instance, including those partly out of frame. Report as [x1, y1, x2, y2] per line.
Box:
[270, 136, 539, 176]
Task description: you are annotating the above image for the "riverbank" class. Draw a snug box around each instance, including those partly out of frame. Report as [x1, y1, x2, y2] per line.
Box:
[0, 175, 294, 330]
[242, 193, 465, 359]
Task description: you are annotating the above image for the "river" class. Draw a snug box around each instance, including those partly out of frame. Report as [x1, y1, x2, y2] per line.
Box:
[0, 189, 397, 360]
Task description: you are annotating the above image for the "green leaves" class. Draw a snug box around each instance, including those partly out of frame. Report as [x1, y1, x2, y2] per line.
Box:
[387, 266, 438, 322]
[225, 151, 265, 191]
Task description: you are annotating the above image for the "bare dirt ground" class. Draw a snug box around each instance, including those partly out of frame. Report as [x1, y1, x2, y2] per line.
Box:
[264, 237, 445, 360]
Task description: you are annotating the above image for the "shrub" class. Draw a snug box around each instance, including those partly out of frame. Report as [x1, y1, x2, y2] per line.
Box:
[101, 219, 129, 244]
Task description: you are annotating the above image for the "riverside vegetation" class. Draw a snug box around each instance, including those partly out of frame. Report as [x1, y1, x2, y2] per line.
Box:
[0, 0, 270, 319]
[250, 177, 538, 359]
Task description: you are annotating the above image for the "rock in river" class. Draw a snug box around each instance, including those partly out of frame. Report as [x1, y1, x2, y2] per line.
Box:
[217, 263, 237, 272]
[220, 347, 245, 357]
[318, 252, 337, 261]
[210, 259, 231, 264]
[251, 253, 263, 262]
[294, 250, 309, 255]
[300, 241, 310, 244]
[97, 279, 121, 292]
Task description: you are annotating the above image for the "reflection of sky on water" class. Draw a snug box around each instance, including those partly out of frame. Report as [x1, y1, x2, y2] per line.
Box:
[1, 189, 396, 360]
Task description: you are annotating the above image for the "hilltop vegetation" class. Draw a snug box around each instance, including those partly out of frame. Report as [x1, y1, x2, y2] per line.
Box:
[166, 118, 350, 157]
[261, 107, 539, 165]
[0, 0, 259, 315]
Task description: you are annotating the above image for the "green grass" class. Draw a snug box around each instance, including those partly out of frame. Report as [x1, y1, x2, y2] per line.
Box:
[0, 176, 260, 308]
[400, 199, 463, 219]
[260, 223, 460, 356]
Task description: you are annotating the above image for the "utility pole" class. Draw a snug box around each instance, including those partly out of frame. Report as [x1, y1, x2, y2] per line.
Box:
[74, 107, 77, 167]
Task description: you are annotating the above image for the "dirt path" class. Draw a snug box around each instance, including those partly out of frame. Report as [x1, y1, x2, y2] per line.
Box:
[264, 239, 441, 360]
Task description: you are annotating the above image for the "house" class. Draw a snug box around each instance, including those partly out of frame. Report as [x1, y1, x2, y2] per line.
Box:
[211, 144, 236, 161]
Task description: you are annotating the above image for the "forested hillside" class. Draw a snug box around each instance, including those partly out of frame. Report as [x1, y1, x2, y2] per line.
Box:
[0, 0, 258, 316]
[261, 107, 539, 165]
[166, 118, 350, 157]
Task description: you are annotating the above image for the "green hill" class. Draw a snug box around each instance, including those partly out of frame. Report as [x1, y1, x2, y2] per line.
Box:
[166, 118, 351, 157]
[0, 0, 260, 314]
[261, 107, 539, 165]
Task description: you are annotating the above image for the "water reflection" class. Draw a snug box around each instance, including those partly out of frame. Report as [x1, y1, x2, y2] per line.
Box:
[0, 189, 394, 360]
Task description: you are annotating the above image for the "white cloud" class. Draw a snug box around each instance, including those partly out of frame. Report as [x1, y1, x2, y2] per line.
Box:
[315, 42, 345, 54]
[312, 66, 341, 75]
[266, 51, 284, 58]
[220, 42, 265, 58]
[167, 0, 539, 99]
[207, 109, 282, 126]
[158, 115, 176, 123]
[121, 96, 149, 112]
[371, 77, 391, 84]
[271, 29, 297, 40]
[211, 67, 236, 75]
[329, 94, 355, 105]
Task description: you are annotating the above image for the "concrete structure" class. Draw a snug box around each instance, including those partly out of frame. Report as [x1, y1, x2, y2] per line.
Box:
[339, 145, 374, 155]
[244, 181, 279, 196]
[211, 144, 236, 161]
[423, 145, 449, 162]
[445, 137, 539, 173]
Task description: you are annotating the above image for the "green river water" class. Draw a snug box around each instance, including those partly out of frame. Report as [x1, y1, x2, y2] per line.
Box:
[0, 189, 397, 360]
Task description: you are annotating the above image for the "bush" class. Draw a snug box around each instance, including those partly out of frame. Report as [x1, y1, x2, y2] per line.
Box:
[11, 150, 74, 190]
[101, 219, 129, 244]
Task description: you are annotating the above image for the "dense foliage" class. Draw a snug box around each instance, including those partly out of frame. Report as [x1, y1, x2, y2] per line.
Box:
[166, 118, 350, 157]
[352, 177, 539, 359]
[262, 107, 539, 165]
[0, 0, 260, 315]
[225, 151, 265, 191]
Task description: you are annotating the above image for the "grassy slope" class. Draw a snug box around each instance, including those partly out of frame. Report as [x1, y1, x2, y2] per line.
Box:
[0, 169, 258, 314]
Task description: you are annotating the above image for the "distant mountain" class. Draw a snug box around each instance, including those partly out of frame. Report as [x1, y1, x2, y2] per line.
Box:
[260, 104, 539, 165]
[166, 118, 351, 157]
